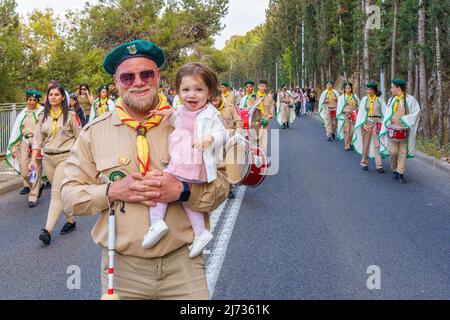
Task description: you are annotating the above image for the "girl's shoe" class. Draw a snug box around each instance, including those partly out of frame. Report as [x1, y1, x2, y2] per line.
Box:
[189, 230, 214, 258]
[142, 220, 169, 249]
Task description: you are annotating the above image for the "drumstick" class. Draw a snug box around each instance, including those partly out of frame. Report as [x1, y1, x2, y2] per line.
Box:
[101, 208, 120, 300]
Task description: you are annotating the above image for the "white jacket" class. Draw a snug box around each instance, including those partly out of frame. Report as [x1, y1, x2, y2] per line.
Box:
[171, 103, 228, 183]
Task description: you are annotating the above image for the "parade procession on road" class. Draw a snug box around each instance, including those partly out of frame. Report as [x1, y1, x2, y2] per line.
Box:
[1, 35, 424, 301]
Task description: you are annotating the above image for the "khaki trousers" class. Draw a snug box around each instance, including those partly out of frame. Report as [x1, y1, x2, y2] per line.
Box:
[361, 121, 383, 169]
[101, 246, 210, 300]
[281, 105, 290, 123]
[43, 153, 74, 232]
[18, 140, 42, 202]
[343, 115, 355, 149]
[390, 140, 408, 174]
[326, 109, 337, 136]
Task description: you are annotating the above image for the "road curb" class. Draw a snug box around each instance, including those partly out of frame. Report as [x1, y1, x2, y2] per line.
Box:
[0, 177, 23, 196]
[414, 151, 450, 178]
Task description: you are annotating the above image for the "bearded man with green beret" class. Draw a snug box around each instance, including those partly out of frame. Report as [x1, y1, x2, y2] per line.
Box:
[61, 39, 228, 300]
[6, 89, 45, 207]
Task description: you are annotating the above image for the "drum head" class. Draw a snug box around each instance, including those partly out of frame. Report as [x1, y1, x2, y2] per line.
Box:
[224, 140, 250, 185]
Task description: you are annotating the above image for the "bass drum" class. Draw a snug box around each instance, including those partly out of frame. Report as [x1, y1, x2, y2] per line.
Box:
[224, 136, 268, 188]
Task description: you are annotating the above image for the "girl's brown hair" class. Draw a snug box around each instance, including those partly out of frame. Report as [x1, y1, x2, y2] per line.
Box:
[174, 62, 218, 101]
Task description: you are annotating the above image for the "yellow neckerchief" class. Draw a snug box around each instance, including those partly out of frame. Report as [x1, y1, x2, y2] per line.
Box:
[49, 107, 63, 137]
[368, 94, 377, 117]
[222, 90, 230, 98]
[327, 89, 334, 103]
[217, 99, 225, 112]
[97, 97, 108, 116]
[115, 93, 170, 175]
[257, 91, 267, 116]
[393, 94, 404, 113]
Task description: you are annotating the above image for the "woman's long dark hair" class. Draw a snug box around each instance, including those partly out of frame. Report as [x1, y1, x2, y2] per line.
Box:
[43, 84, 69, 125]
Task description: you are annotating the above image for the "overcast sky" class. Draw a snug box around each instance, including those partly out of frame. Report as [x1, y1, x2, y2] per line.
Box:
[16, 0, 269, 49]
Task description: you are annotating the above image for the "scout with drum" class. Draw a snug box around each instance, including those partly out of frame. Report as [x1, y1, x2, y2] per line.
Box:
[29, 84, 82, 245]
[213, 90, 244, 199]
[336, 82, 360, 151]
[379, 79, 421, 183]
[353, 82, 387, 172]
[61, 40, 228, 300]
[319, 80, 340, 141]
[251, 80, 275, 152]
[6, 89, 45, 207]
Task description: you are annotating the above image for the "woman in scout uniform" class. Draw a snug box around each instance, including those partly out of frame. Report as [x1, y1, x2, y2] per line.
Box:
[353, 82, 387, 172]
[78, 83, 94, 117]
[213, 90, 243, 199]
[379, 80, 421, 183]
[29, 84, 82, 245]
[6, 89, 45, 207]
[336, 82, 360, 151]
[276, 84, 293, 129]
[319, 80, 340, 141]
[89, 84, 116, 122]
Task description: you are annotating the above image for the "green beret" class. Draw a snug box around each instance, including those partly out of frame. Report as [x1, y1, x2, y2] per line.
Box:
[98, 85, 108, 93]
[220, 81, 230, 88]
[366, 82, 378, 89]
[25, 89, 42, 100]
[392, 79, 406, 86]
[325, 80, 334, 85]
[244, 81, 255, 87]
[280, 83, 287, 88]
[102, 40, 166, 75]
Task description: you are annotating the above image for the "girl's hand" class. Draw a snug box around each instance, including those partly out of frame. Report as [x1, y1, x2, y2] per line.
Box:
[150, 109, 174, 122]
[195, 135, 214, 151]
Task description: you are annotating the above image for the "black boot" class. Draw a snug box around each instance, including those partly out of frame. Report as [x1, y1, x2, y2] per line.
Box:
[327, 135, 332, 141]
[60, 221, 76, 234]
[39, 229, 51, 245]
[332, 134, 336, 140]
[393, 172, 399, 180]
[399, 174, 407, 183]
[286, 123, 290, 129]
[362, 166, 369, 171]
[377, 168, 385, 174]
[282, 124, 286, 129]
[20, 187, 30, 195]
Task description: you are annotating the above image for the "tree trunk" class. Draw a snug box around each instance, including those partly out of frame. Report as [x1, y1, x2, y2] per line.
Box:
[415, 65, 419, 99]
[435, 22, 444, 146]
[407, 34, 415, 93]
[363, 0, 370, 84]
[418, 0, 431, 139]
[391, 0, 398, 79]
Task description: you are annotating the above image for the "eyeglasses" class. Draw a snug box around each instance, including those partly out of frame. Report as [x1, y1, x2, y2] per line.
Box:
[117, 70, 156, 86]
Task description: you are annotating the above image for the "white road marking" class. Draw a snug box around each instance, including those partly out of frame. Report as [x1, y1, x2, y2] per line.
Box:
[206, 185, 247, 297]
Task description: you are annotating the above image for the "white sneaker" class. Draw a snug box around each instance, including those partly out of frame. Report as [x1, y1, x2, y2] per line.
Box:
[189, 230, 214, 258]
[142, 220, 169, 249]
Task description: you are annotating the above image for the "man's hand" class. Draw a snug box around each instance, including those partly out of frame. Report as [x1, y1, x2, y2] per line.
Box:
[150, 108, 174, 122]
[108, 171, 163, 205]
[108, 171, 184, 206]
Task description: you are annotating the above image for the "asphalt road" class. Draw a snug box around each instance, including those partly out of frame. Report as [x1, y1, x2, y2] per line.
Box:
[1, 115, 449, 300]
[212, 115, 450, 300]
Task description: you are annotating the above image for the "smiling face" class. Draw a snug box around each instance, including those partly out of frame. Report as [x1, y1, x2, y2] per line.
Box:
[178, 76, 210, 112]
[115, 57, 160, 113]
[99, 88, 108, 99]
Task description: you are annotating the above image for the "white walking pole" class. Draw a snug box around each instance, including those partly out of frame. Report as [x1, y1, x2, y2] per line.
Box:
[101, 207, 120, 300]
